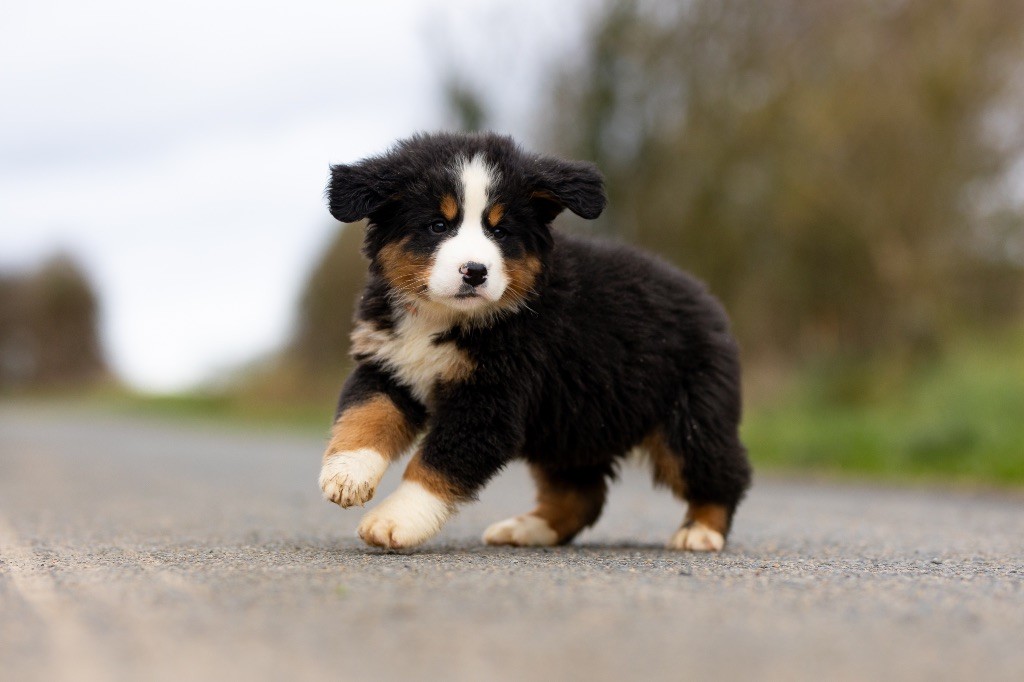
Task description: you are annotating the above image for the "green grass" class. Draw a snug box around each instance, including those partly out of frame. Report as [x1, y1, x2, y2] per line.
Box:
[11, 385, 334, 433]
[743, 331, 1024, 485]
[112, 391, 332, 431]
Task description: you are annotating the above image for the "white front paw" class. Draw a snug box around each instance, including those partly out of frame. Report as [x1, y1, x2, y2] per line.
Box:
[483, 515, 559, 546]
[319, 448, 388, 508]
[357, 481, 452, 549]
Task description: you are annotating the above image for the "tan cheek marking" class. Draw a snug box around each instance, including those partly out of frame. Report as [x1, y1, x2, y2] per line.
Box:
[500, 255, 543, 307]
[684, 503, 731, 536]
[326, 395, 417, 463]
[487, 203, 505, 227]
[402, 450, 462, 503]
[378, 238, 431, 298]
[529, 465, 606, 543]
[440, 194, 458, 221]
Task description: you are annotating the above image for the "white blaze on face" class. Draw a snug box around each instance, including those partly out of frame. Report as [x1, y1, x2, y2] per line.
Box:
[428, 155, 507, 309]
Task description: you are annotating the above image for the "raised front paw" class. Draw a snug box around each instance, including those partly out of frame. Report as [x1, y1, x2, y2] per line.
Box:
[319, 448, 388, 508]
[357, 481, 453, 549]
[482, 515, 559, 546]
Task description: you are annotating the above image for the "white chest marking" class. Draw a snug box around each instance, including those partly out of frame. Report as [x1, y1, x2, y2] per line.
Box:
[352, 312, 474, 404]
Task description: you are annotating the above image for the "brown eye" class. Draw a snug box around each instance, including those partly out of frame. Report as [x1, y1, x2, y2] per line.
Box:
[428, 220, 448, 234]
[491, 226, 507, 240]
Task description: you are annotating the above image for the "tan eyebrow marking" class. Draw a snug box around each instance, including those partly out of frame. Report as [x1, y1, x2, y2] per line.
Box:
[440, 194, 458, 221]
[487, 203, 505, 227]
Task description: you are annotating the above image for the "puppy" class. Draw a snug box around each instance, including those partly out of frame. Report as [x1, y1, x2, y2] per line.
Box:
[319, 132, 751, 551]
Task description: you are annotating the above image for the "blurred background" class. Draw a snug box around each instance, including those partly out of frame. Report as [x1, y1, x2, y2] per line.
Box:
[2, 0, 1022, 484]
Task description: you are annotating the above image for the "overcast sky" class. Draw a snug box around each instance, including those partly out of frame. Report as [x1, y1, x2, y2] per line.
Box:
[0, 0, 593, 392]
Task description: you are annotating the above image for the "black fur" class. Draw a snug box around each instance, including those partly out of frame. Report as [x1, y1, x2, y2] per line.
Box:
[326, 132, 751, 543]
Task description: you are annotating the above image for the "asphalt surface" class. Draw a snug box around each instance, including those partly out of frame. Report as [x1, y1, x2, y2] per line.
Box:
[1, 403, 1022, 681]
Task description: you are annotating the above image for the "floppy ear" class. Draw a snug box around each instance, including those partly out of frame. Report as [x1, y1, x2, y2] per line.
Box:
[326, 160, 397, 223]
[530, 156, 607, 223]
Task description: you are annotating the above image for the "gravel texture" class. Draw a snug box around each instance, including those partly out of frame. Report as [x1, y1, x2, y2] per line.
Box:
[1, 403, 1022, 681]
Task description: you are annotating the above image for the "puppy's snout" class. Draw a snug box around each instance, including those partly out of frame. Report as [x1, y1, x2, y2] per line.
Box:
[460, 262, 488, 287]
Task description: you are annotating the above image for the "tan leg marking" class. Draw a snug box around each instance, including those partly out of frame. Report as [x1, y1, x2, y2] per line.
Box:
[319, 396, 417, 508]
[401, 451, 463, 503]
[358, 451, 458, 549]
[325, 395, 415, 462]
[484, 465, 606, 547]
[644, 430, 686, 497]
[642, 430, 731, 552]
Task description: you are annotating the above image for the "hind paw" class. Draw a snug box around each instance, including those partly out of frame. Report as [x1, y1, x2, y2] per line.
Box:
[483, 515, 559, 546]
[668, 521, 725, 552]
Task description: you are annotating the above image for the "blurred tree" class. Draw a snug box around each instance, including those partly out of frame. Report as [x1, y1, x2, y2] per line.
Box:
[443, 77, 489, 132]
[545, 0, 1024, 362]
[287, 222, 368, 386]
[0, 254, 106, 389]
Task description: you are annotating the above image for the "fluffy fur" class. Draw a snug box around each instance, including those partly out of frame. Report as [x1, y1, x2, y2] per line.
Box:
[319, 132, 752, 551]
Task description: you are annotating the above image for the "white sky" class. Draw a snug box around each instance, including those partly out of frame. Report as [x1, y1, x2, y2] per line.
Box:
[0, 0, 593, 392]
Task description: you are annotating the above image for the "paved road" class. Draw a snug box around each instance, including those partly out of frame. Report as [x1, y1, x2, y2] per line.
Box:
[1, 403, 1022, 681]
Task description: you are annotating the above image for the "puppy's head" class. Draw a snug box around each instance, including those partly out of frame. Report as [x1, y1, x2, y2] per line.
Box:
[327, 132, 605, 316]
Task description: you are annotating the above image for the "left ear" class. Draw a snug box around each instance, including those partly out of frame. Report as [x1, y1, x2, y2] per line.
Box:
[326, 156, 401, 223]
[529, 156, 607, 223]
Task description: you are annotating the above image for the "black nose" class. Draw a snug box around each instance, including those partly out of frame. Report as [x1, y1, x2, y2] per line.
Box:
[460, 262, 488, 287]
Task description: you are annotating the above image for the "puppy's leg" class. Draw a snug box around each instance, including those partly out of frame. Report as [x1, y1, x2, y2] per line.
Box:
[484, 465, 607, 547]
[319, 394, 419, 507]
[320, 366, 425, 508]
[649, 340, 753, 551]
[647, 417, 751, 552]
[357, 451, 460, 549]
[358, 382, 524, 549]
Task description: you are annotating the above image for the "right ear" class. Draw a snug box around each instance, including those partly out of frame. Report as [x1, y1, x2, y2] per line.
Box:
[326, 161, 395, 223]
[528, 155, 607, 224]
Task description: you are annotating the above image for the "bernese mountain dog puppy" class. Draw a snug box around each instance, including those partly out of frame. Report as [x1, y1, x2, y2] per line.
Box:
[319, 132, 751, 551]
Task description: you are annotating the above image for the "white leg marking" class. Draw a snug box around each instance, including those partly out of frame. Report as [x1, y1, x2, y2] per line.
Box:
[483, 514, 559, 547]
[319, 448, 389, 508]
[357, 481, 453, 549]
[668, 521, 726, 552]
